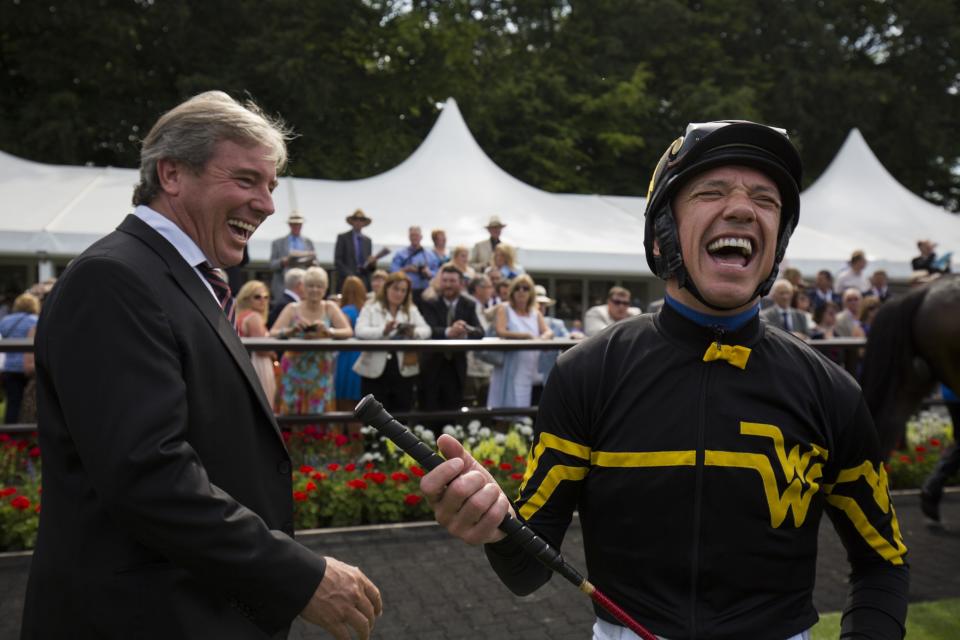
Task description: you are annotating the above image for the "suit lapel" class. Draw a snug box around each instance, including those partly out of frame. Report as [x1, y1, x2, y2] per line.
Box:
[117, 216, 282, 439]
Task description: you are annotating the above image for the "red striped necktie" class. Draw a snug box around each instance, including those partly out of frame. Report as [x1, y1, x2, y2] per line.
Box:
[197, 262, 236, 326]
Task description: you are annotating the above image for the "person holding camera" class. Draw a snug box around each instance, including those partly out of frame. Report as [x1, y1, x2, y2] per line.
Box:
[271, 267, 352, 418]
[390, 226, 437, 305]
[418, 264, 483, 420]
[353, 272, 430, 414]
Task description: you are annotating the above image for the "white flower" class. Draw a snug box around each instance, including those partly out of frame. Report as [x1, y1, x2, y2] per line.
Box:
[478, 427, 491, 439]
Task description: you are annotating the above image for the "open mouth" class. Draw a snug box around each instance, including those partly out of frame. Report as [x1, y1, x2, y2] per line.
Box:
[706, 236, 754, 268]
[226, 218, 256, 243]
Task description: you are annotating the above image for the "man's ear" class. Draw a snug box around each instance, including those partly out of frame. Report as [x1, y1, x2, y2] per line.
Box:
[155, 157, 184, 197]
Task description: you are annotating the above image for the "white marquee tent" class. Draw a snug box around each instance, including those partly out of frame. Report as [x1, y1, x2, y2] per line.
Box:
[792, 128, 960, 278]
[0, 99, 957, 281]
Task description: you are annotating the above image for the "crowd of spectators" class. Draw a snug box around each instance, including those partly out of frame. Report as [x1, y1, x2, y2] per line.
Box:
[251, 209, 956, 420]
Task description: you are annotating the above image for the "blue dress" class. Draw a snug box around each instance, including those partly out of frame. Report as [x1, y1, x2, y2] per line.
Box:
[335, 305, 362, 401]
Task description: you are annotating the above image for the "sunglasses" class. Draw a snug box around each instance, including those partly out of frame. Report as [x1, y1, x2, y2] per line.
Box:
[514, 285, 531, 292]
[610, 299, 631, 306]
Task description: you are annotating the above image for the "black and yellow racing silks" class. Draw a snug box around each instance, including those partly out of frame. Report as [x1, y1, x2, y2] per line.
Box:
[486, 302, 908, 640]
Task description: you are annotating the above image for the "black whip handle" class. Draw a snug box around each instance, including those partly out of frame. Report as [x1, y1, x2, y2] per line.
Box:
[353, 394, 585, 588]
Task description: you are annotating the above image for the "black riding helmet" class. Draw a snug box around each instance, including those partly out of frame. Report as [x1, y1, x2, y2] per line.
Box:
[643, 120, 803, 311]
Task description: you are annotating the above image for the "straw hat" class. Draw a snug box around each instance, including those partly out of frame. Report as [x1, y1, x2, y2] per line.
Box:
[534, 284, 555, 307]
[346, 209, 372, 227]
[287, 211, 305, 224]
[485, 215, 506, 229]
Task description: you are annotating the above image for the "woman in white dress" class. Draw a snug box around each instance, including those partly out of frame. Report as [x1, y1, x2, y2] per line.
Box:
[487, 274, 553, 409]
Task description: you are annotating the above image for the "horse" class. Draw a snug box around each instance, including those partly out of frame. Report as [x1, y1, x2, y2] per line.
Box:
[861, 274, 960, 458]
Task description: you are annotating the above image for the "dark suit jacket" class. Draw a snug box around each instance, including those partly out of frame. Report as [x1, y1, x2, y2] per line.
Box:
[419, 295, 481, 389]
[268, 291, 298, 330]
[807, 287, 839, 313]
[334, 230, 373, 291]
[760, 305, 810, 336]
[22, 215, 325, 639]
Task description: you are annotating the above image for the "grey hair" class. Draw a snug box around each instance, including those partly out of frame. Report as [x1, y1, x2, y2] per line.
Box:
[132, 91, 293, 206]
[284, 267, 306, 289]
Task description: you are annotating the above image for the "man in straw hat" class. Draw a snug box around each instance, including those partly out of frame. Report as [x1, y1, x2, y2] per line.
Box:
[469, 215, 508, 272]
[334, 208, 377, 292]
[269, 210, 316, 299]
[420, 121, 907, 640]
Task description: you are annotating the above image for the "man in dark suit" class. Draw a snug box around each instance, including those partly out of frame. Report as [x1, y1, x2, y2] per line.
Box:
[267, 267, 306, 329]
[334, 209, 376, 292]
[807, 269, 839, 314]
[761, 278, 810, 337]
[269, 211, 316, 299]
[22, 91, 380, 639]
[419, 264, 482, 417]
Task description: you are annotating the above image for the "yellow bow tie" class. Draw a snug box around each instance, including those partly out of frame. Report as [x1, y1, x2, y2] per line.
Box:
[702, 343, 751, 370]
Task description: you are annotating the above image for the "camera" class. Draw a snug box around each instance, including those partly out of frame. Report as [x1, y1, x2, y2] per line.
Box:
[464, 325, 485, 338]
[392, 323, 415, 339]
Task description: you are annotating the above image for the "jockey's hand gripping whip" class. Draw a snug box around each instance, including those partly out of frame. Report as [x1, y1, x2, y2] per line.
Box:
[354, 394, 657, 640]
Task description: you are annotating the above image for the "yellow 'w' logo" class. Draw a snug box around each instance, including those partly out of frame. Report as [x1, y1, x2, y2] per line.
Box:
[705, 422, 828, 528]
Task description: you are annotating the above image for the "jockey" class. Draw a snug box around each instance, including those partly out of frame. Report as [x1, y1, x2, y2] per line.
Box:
[421, 121, 908, 640]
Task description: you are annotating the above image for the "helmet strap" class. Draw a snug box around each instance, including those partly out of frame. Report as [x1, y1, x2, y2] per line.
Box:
[654, 205, 785, 313]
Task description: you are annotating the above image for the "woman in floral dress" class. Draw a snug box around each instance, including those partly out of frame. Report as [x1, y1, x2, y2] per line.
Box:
[270, 267, 352, 417]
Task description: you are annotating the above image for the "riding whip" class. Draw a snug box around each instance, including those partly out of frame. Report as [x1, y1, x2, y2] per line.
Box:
[354, 394, 658, 640]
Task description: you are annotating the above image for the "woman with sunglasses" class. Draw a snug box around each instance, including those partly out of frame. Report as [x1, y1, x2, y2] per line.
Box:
[487, 274, 553, 411]
[235, 280, 277, 411]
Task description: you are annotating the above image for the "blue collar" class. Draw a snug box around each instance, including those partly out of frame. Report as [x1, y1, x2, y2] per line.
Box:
[664, 294, 759, 332]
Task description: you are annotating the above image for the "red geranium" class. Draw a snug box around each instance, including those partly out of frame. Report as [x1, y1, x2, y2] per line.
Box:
[293, 491, 308, 502]
[0, 488, 16, 497]
[29, 447, 40, 458]
[311, 472, 328, 481]
[410, 466, 425, 478]
[327, 463, 340, 472]
[391, 472, 410, 483]
[0, 434, 9, 442]
[899, 455, 911, 464]
[364, 472, 387, 485]
[514, 455, 525, 462]
[930, 438, 942, 447]
[499, 462, 513, 471]
[482, 459, 495, 467]
[915, 445, 927, 453]
[404, 494, 423, 506]
[8, 495, 28, 510]
[347, 479, 369, 490]
[334, 434, 349, 447]
[299, 464, 315, 474]
[365, 462, 375, 470]
[510, 473, 524, 481]
[345, 463, 357, 472]
[305, 481, 317, 492]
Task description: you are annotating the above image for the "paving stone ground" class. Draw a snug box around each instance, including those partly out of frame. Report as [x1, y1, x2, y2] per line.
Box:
[1, 490, 958, 639]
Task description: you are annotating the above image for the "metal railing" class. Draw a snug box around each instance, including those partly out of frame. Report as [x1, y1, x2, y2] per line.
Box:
[0, 336, 880, 432]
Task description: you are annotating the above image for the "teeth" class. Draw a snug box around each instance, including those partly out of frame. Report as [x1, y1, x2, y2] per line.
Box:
[707, 237, 752, 256]
[227, 219, 256, 233]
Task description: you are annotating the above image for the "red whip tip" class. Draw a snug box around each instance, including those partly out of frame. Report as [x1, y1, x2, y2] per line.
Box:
[589, 588, 658, 640]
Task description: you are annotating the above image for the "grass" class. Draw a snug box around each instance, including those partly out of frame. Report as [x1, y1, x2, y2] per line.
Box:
[811, 598, 960, 639]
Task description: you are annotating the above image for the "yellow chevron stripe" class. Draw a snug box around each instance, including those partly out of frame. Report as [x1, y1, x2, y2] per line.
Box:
[825, 494, 907, 565]
[591, 450, 696, 467]
[520, 432, 591, 490]
[518, 465, 590, 520]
